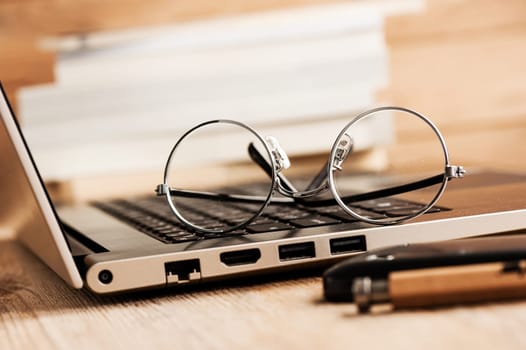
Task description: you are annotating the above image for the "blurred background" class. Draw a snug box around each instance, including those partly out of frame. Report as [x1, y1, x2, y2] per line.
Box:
[2, 0, 525, 203]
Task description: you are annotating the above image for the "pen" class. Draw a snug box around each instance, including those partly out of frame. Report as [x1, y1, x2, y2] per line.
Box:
[352, 260, 526, 312]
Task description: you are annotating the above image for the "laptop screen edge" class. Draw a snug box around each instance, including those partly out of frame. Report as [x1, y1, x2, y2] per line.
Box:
[0, 82, 83, 288]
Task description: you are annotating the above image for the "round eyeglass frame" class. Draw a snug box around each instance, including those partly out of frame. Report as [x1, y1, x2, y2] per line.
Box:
[159, 107, 463, 234]
[328, 106, 452, 225]
[161, 119, 278, 234]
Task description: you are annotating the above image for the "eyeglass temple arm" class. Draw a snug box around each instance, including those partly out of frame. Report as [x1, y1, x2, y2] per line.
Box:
[157, 167, 462, 206]
[157, 171, 452, 206]
[155, 185, 292, 204]
[298, 173, 449, 207]
[153, 142, 297, 204]
[247, 142, 464, 206]
[247, 143, 298, 193]
[303, 159, 330, 192]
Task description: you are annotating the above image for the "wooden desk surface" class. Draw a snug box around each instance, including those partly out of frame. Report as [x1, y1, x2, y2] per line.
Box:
[2, 236, 526, 350]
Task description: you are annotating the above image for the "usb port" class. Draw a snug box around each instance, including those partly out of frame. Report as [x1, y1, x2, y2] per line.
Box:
[279, 242, 316, 261]
[330, 235, 366, 255]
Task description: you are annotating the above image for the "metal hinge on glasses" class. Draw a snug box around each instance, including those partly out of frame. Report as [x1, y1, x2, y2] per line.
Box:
[155, 184, 169, 196]
[446, 165, 466, 178]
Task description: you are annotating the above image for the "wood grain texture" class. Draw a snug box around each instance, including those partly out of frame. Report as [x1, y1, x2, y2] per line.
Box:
[382, 0, 526, 175]
[2, 2, 526, 348]
[390, 121, 526, 174]
[385, 0, 526, 42]
[0, 0, 344, 35]
[0, 36, 55, 112]
[390, 262, 526, 308]
[0, 0, 334, 110]
[383, 0, 526, 123]
[2, 237, 526, 350]
[0, 45, 54, 85]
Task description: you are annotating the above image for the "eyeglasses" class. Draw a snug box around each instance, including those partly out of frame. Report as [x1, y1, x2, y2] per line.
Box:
[156, 106, 465, 234]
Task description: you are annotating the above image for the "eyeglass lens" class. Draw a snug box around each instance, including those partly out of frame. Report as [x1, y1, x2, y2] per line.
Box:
[165, 121, 274, 232]
[330, 108, 447, 223]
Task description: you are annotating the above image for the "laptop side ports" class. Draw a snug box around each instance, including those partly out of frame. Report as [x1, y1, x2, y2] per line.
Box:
[165, 259, 201, 284]
[329, 235, 366, 255]
[278, 241, 316, 261]
[220, 248, 261, 266]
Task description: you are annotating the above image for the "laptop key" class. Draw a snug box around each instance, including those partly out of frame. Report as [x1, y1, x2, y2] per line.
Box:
[246, 222, 293, 233]
[349, 208, 388, 220]
[374, 205, 424, 214]
[385, 206, 442, 217]
[269, 209, 312, 220]
[355, 198, 416, 210]
[164, 231, 191, 237]
[94, 194, 446, 245]
[171, 236, 200, 243]
[289, 215, 340, 228]
[248, 217, 277, 225]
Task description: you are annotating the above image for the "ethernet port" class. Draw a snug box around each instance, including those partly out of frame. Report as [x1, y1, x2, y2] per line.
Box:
[165, 259, 201, 284]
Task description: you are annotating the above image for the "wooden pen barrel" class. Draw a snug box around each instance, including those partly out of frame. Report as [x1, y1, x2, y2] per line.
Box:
[390, 261, 526, 308]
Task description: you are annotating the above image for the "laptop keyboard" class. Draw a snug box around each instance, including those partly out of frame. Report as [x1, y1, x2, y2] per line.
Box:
[93, 196, 445, 244]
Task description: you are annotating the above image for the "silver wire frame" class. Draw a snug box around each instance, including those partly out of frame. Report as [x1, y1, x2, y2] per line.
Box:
[157, 107, 465, 233]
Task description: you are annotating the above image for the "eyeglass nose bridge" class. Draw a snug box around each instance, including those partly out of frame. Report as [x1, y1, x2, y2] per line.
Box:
[274, 176, 330, 199]
[332, 133, 354, 171]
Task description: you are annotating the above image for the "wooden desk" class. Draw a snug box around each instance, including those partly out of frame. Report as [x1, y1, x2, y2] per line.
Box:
[2, 1, 525, 346]
[2, 236, 526, 350]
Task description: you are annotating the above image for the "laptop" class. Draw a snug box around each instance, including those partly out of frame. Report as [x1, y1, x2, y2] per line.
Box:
[1, 83, 526, 294]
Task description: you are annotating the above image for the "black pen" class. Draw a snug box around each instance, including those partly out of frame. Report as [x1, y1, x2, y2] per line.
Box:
[323, 235, 526, 312]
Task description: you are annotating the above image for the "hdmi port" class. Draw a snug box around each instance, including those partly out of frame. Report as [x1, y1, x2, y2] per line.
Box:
[220, 248, 261, 266]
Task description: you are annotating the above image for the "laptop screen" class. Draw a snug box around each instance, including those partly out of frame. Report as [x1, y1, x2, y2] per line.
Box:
[0, 83, 83, 288]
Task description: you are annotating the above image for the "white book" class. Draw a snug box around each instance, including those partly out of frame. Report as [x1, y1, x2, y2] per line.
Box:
[55, 31, 383, 86]
[21, 31, 386, 126]
[22, 53, 387, 148]
[20, 0, 424, 180]
[28, 113, 387, 181]
[41, 0, 423, 55]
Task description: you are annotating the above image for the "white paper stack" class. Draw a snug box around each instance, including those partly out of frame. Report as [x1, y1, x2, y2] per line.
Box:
[19, 0, 424, 181]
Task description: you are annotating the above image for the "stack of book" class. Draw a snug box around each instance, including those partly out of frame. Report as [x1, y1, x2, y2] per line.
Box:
[383, 0, 526, 174]
[19, 0, 424, 181]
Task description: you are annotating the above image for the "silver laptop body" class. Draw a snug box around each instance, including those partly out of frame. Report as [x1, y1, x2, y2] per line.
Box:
[1, 84, 525, 294]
